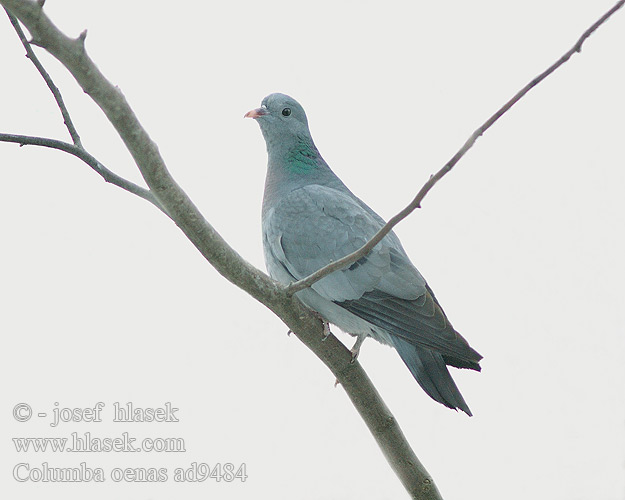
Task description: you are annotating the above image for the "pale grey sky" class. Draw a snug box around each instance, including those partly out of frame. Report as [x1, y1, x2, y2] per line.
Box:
[1, 1, 624, 499]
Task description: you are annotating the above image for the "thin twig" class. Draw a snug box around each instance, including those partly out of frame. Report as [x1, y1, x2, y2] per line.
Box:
[1, 2, 443, 498]
[285, 0, 625, 296]
[3, 2, 622, 499]
[5, 8, 83, 147]
[0, 133, 162, 209]
[2, 6, 164, 213]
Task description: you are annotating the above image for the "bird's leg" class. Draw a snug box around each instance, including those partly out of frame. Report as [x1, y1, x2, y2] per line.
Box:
[349, 335, 366, 364]
[321, 321, 332, 341]
[288, 316, 330, 340]
[334, 336, 367, 386]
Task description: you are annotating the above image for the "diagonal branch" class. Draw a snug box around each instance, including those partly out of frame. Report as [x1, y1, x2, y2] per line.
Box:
[5, 7, 82, 147]
[0, 132, 162, 209]
[5, 2, 620, 498]
[285, 0, 625, 296]
[0, 2, 442, 498]
[3, 7, 165, 211]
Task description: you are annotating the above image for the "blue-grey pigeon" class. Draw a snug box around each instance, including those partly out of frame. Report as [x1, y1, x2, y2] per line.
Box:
[246, 93, 482, 415]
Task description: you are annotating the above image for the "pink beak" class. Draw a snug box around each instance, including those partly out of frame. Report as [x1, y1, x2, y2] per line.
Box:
[244, 107, 269, 119]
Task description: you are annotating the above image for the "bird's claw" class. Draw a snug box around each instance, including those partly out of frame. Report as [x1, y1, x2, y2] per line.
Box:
[349, 350, 359, 364]
[321, 322, 331, 341]
[349, 336, 366, 363]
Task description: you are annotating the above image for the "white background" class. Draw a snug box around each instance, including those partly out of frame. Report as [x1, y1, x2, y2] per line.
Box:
[1, 1, 624, 499]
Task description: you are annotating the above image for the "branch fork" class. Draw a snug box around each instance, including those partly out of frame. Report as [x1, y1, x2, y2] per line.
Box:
[1, 1, 623, 498]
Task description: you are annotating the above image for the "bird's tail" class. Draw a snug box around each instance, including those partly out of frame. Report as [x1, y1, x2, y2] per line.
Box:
[389, 335, 473, 416]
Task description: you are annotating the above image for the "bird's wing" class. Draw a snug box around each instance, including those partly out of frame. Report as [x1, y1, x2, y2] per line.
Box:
[264, 184, 481, 363]
[264, 184, 426, 302]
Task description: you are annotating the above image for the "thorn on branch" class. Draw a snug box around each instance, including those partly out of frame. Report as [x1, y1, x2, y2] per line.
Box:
[37, 0, 46, 8]
[77, 29, 88, 47]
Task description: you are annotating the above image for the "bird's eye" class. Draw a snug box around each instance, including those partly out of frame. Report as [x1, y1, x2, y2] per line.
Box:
[282, 107, 291, 117]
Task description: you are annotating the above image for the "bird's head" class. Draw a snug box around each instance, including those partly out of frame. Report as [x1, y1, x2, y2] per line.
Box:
[245, 93, 311, 146]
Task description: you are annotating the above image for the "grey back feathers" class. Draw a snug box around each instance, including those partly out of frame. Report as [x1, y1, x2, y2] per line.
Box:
[248, 93, 482, 415]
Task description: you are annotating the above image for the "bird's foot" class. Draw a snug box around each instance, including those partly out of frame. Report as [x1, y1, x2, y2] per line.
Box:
[349, 336, 366, 364]
[321, 321, 331, 341]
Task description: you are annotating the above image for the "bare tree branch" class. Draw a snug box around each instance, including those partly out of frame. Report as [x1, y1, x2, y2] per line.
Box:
[0, 1, 441, 498]
[285, 0, 625, 296]
[2, 8, 164, 210]
[4, 1, 621, 497]
[0, 132, 161, 208]
[4, 7, 82, 147]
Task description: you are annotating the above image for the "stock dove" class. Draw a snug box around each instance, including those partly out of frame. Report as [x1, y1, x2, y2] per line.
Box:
[246, 93, 482, 415]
